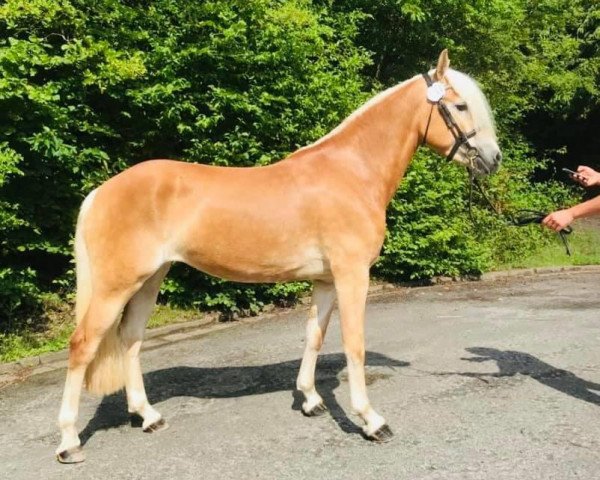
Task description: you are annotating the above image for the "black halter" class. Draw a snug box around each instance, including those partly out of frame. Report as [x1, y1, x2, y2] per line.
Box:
[421, 72, 477, 162]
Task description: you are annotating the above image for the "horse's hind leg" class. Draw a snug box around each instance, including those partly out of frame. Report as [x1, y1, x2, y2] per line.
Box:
[296, 281, 336, 416]
[56, 292, 131, 463]
[120, 263, 170, 432]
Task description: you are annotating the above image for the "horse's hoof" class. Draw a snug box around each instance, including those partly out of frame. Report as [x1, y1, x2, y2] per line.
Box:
[367, 424, 394, 443]
[302, 402, 328, 417]
[56, 446, 85, 464]
[143, 418, 169, 433]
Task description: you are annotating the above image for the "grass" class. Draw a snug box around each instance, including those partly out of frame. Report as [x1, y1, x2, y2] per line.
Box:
[147, 304, 206, 329]
[0, 325, 73, 363]
[496, 224, 600, 270]
[0, 304, 208, 363]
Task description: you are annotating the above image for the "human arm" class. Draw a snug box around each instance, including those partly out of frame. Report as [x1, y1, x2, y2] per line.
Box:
[542, 195, 600, 232]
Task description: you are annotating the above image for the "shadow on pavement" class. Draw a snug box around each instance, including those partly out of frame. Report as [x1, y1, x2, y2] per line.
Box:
[446, 347, 600, 405]
[80, 351, 409, 445]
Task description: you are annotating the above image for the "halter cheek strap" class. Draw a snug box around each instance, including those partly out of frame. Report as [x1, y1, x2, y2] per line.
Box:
[421, 72, 477, 162]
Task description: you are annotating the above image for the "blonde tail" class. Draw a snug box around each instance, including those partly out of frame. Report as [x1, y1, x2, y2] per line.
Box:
[84, 321, 126, 396]
[74, 189, 126, 396]
[74, 190, 96, 326]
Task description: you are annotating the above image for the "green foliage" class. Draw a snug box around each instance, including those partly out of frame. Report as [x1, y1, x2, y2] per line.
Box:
[0, 267, 42, 329]
[159, 264, 309, 319]
[375, 142, 578, 281]
[0, 0, 368, 331]
[0, 291, 72, 361]
[328, 0, 599, 160]
[467, 141, 577, 267]
[0, 0, 596, 344]
[376, 151, 489, 280]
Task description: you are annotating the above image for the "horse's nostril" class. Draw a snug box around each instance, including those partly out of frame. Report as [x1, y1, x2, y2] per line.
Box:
[495, 151, 503, 163]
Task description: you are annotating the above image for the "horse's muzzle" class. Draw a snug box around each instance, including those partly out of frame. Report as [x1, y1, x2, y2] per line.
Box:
[472, 146, 502, 176]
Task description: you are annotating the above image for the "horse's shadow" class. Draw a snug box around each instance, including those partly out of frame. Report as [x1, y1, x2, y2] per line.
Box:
[80, 351, 409, 445]
[446, 347, 600, 405]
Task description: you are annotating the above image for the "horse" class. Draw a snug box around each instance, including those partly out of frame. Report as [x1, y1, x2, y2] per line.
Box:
[56, 50, 501, 463]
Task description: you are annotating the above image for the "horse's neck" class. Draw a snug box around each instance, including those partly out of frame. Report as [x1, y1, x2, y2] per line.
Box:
[297, 77, 424, 208]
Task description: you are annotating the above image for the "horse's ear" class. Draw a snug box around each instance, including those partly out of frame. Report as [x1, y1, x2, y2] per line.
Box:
[435, 49, 450, 81]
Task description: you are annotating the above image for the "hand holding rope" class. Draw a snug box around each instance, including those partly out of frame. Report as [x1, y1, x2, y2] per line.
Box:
[468, 173, 573, 256]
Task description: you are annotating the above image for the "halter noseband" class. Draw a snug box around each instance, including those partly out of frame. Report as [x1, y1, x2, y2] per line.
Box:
[421, 72, 477, 162]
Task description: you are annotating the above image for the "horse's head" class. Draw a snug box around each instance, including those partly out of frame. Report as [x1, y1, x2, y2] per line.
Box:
[421, 50, 501, 176]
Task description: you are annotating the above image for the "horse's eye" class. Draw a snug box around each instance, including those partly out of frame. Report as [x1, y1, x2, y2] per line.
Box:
[455, 103, 468, 112]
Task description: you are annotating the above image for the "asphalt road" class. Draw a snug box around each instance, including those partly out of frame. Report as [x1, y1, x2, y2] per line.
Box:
[2, 271, 600, 479]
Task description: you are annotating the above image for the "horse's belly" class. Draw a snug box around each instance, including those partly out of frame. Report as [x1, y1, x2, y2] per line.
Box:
[292, 256, 331, 279]
[175, 243, 331, 283]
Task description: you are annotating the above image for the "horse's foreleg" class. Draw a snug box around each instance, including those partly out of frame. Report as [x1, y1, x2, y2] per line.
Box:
[121, 264, 170, 433]
[335, 268, 393, 442]
[296, 281, 336, 416]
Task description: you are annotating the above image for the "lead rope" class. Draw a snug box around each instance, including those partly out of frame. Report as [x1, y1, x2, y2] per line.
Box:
[467, 173, 573, 256]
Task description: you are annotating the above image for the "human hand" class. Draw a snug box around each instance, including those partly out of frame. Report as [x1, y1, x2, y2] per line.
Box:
[542, 209, 574, 232]
[574, 166, 600, 187]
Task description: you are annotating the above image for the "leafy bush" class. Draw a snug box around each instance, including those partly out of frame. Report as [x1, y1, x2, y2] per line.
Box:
[376, 151, 489, 280]
[0, 0, 594, 334]
[0, 0, 368, 328]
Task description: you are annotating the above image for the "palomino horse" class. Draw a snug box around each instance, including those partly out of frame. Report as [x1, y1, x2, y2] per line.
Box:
[56, 50, 501, 462]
